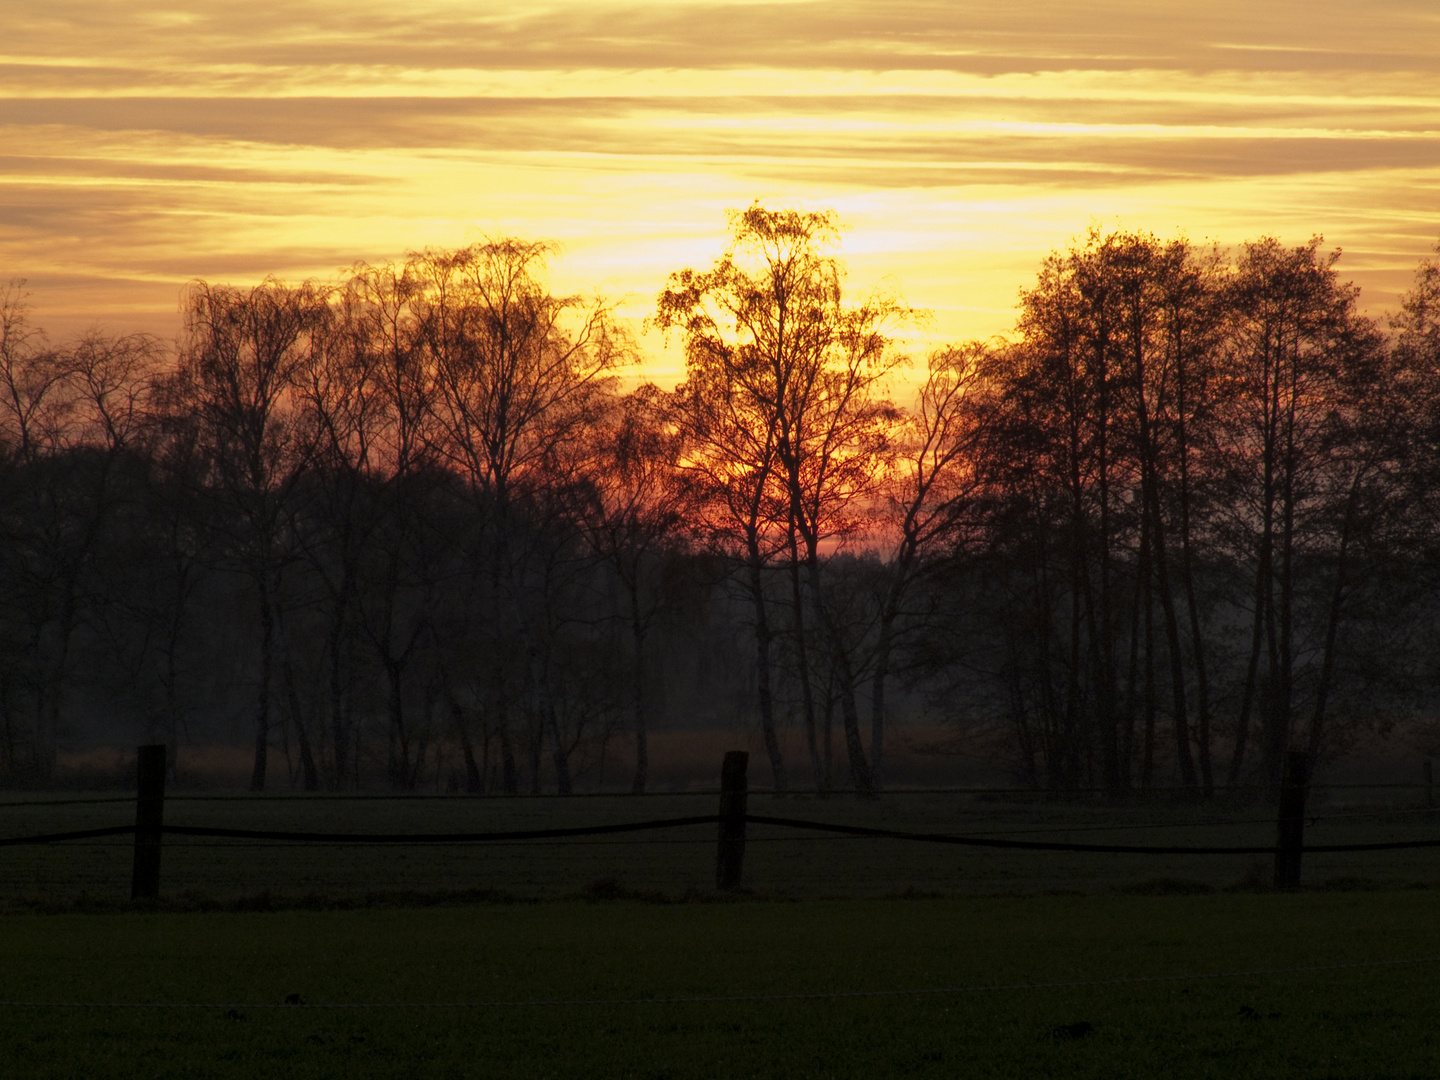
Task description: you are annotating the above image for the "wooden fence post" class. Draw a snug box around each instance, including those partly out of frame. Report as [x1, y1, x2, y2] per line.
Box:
[1274, 751, 1308, 890]
[131, 744, 167, 901]
[716, 751, 748, 890]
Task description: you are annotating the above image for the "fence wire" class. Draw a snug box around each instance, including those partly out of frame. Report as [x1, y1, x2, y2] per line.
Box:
[6, 791, 1440, 899]
[3, 813, 1437, 855]
[0, 820, 1264, 853]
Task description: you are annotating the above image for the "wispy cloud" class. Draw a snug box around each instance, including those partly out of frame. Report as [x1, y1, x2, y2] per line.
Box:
[2, 0, 1438, 372]
[11, 1, 1440, 75]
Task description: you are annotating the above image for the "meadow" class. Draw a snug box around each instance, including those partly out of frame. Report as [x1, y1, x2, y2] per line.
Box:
[1, 892, 1438, 1078]
[2, 791, 1439, 1076]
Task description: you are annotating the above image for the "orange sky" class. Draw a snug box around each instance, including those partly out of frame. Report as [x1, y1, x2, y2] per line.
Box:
[3, 0, 1439, 385]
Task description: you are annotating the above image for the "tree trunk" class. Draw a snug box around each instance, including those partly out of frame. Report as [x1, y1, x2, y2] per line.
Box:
[1173, 371, 1214, 798]
[746, 544, 787, 792]
[1306, 472, 1363, 762]
[161, 554, 192, 785]
[786, 533, 825, 793]
[804, 551, 872, 797]
[250, 576, 275, 792]
[1121, 522, 1149, 793]
[281, 653, 320, 792]
[385, 657, 408, 790]
[327, 590, 350, 790]
[1146, 495, 1199, 791]
[530, 645, 572, 795]
[870, 610, 895, 794]
[630, 611, 649, 795]
[497, 699, 518, 794]
[1228, 537, 1269, 787]
[455, 703, 483, 793]
[1141, 568, 1157, 789]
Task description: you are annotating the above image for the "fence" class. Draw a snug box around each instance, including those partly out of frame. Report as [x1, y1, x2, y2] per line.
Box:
[4, 746, 1440, 902]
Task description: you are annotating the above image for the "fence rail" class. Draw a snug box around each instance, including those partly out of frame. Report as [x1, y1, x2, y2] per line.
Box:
[3, 746, 1437, 900]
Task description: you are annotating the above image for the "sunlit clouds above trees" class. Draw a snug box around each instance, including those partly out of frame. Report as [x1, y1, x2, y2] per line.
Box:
[3, 1, 1440, 369]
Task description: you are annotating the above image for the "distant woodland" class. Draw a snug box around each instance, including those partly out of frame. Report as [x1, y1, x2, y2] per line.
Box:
[3, 206, 1440, 798]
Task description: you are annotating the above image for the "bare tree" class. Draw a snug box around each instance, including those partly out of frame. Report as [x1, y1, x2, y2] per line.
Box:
[294, 260, 441, 789]
[664, 331, 790, 791]
[0, 285, 165, 777]
[175, 278, 326, 790]
[658, 205, 909, 796]
[1216, 239, 1387, 795]
[971, 232, 1227, 795]
[0, 280, 69, 466]
[418, 240, 624, 794]
[870, 342, 989, 788]
[575, 384, 690, 793]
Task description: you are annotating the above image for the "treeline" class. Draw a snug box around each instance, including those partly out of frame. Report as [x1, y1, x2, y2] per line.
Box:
[962, 231, 1440, 799]
[2, 207, 1438, 797]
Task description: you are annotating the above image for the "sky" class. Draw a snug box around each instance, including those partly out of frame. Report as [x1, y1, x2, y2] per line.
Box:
[3, 0, 1440, 385]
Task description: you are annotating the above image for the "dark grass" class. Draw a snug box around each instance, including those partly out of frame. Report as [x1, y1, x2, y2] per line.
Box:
[2, 891, 1439, 1078]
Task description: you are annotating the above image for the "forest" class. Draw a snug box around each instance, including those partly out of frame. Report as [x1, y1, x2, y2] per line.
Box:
[2, 205, 1439, 800]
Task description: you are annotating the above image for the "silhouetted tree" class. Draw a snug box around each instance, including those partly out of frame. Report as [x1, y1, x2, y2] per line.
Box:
[419, 240, 624, 794]
[870, 342, 990, 788]
[176, 278, 326, 790]
[659, 205, 908, 796]
[1215, 238, 1387, 796]
[576, 384, 690, 793]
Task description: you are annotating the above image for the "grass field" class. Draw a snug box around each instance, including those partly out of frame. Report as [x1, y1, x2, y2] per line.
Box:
[4, 790, 1438, 1076]
[3, 789, 1440, 904]
[1, 891, 1438, 1078]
